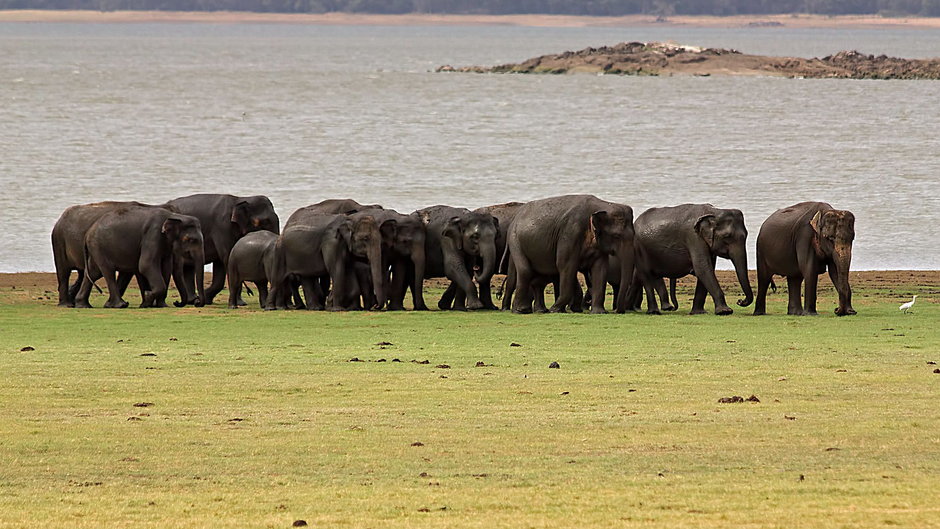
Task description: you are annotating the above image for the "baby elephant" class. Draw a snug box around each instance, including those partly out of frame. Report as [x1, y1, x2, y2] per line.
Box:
[227, 231, 278, 309]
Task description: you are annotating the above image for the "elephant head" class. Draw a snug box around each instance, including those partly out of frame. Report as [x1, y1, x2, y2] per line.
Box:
[443, 212, 499, 284]
[339, 215, 396, 310]
[811, 209, 856, 316]
[232, 196, 281, 235]
[590, 206, 636, 313]
[163, 215, 206, 307]
[694, 208, 753, 307]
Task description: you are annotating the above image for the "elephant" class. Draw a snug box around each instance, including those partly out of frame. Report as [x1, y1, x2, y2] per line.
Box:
[51, 201, 174, 307]
[507, 194, 635, 314]
[164, 194, 279, 306]
[437, 202, 524, 311]
[625, 204, 753, 315]
[754, 201, 856, 316]
[413, 205, 500, 311]
[227, 230, 278, 309]
[355, 209, 429, 311]
[75, 206, 205, 308]
[267, 213, 395, 311]
[285, 198, 383, 226]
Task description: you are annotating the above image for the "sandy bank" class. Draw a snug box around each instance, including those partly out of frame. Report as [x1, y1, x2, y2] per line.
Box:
[1, 10, 940, 30]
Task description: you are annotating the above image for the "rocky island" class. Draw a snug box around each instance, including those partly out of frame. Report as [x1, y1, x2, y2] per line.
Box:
[438, 41, 940, 79]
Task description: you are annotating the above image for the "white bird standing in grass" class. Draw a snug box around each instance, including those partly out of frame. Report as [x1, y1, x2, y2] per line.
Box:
[899, 295, 917, 313]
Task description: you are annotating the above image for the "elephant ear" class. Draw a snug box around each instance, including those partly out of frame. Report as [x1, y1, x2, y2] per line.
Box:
[590, 210, 609, 243]
[809, 211, 823, 234]
[161, 217, 183, 238]
[694, 215, 717, 247]
[380, 219, 398, 246]
[337, 219, 354, 251]
[231, 200, 252, 235]
[443, 216, 464, 251]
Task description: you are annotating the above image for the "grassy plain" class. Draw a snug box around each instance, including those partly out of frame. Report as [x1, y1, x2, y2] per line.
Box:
[0, 271, 937, 528]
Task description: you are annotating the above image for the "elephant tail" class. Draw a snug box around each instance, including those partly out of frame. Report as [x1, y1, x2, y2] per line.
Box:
[495, 275, 506, 300]
[243, 282, 254, 297]
[770, 278, 777, 293]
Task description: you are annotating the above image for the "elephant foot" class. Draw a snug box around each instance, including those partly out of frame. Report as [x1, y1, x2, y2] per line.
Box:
[236, 297, 248, 306]
[549, 306, 567, 314]
[481, 303, 499, 311]
[57, 301, 73, 308]
[75, 301, 93, 309]
[228, 303, 239, 309]
[787, 308, 803, 316]
[661, 304, 677, 312]
[437, 299, 452, 311]
[590, 307, 607, 315]
[752, 309, 766, 316]
[646, 309, 662, 315]
[512, 306, 533, 314]
[736, 298, 753, 307]
[387, 304, 405, 311]
[106, 300, 129, 309]
[835, 307, 857, 316]
[466, 300, 484, 311]
[413, 304, 430, 311]
[804, 310, 819, 316]
[689, 308, 707, 315]
[534, 307, 549, 314]
[715, 306, 734, 316]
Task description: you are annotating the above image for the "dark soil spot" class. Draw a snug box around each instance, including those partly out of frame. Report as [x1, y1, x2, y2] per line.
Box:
[169, 337, 178, 341]
[628, 389, 637, 392]
[417, 508, 430, 512]
[411, 441, 425, 447]
[133, 402, 154, 408]
[510, 342, 522, 347]
[718, 396, 744, 403]
[127, 416, 143, 421]
[746, 395, 760, 403]
[419, 472, 430, 477]
[376, 358, 386, 362]
[120, 457, 140, 462]
[560, 391, 570, 395]
[116, 339, 124, 343]
[348, 357, 363, 362]
[549, 361, 560, 369]
[292, 521, 308, 527]
[435, 364, 451, 369]
[392, 358, 402, 362]
[927, 361, 936, 365]
[825, 447, 841, 451]
[439, 375, 448, 379]
[785, 415, 797, 420]
[19, 346, 34, 352]
[475, 361, 489, 367]
[934, 368, 940, 374]
[412, 359, 430, 364]
[376, 341, 393, 346]
[140, 353, 156, 357]
[228, 417, 244, 422]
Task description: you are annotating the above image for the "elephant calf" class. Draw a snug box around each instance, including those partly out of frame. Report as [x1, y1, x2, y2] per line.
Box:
[227, 230, 278, 309]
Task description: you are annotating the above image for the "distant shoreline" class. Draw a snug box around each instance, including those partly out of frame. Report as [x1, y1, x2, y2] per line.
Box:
[2, 10, 940, 30]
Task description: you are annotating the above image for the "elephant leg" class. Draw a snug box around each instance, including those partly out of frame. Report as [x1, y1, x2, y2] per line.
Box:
[501, 261, 517, 311]
[692, 258, 732, 315]
[204, 261, 226, 305]
[227, 269, 242, 309]
[74, 266, 98, 309]
[256, 281, 268, 309]
[610, 282, 620, 312]
[657, 278, 675, 311]
[643, 276, 661, 315]
[290, 278, 305, 310]
[59, 267, 78, 307]
[587, 261, 607, 314]
[438, 281, 458, 311]
[510, 256, 535, 314]
[387, 261, 407, 311]
[478, 277, 498, 311]
[828, 266, 856, 316]
[786, 276, 804, 315]
[690, 280, 709, 315]
[754, 263, 771, 315]
[803, 270, 819, 316]
[453, 288, 467, 311]
[301, 277, 323, 310]
[668, 278, 679, 311]
[550, 257, 581, 313]
[444, 252, 483, 310]
[532, 277, 550, 314]
[622, 276, 643, 312]
[139, 260, 168, 309]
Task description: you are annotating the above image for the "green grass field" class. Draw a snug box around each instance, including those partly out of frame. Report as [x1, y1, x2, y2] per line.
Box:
[1, 273, 937, 528]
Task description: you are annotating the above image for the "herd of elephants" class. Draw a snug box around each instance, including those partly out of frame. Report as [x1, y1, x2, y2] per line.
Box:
[50, 193, 857, 317]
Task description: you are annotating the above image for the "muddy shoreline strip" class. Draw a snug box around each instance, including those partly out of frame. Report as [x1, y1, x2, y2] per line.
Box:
[439, 41, 940, 79]
[2, 10, 940, 29]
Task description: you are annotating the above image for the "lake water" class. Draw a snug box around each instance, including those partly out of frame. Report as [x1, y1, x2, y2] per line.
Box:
[1, 22, 939, 272]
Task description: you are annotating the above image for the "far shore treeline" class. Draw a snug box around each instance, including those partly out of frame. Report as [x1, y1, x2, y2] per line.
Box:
[4, 0, 940, 17]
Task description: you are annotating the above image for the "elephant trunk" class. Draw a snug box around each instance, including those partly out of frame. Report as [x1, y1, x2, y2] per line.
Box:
[411, 240, 428, 310]
[615, 238, 636, 313]
[368, 244, 386, 310]
[475, 239, 497, 284]
[833, 241, 855, 315]
[193, 247, 206, 307]
[730, 246, 753, 307]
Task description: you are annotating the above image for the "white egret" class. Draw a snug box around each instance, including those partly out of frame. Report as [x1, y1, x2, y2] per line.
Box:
[899, 295, 917, 313]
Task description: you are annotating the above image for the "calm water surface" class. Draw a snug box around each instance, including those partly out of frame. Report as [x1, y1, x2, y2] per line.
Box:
[1, 23, 938, 272]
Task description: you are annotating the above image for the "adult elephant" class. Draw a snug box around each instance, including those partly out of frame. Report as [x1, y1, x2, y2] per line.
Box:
[413, 205, 499, 311]
[285, 198, 382, 226]
[508, 195, 634, 314]
[227, 230, 278, 309]
[51, 201, 174, 307]
[754, 202, 856, 316]
[267, 213, 395, 311]
[358, 209, 428, 311]
[625, 204, 753, 315]
[165, 194, 279, 306]
[75, 206, 205, 308]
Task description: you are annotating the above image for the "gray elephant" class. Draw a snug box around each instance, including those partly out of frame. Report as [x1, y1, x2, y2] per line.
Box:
[267, 213, 395, 311]
[355, 209, 429, 311]
[413, 205, 499, 311]
[165, 194, 279, 306]
[75, 206, 205, 308]
[508, 195, 635, 314]
[52, 201, 173, 307]
[625, 204, 753, 315]
[285, 198, 382, 226]
[754, 201, 856, 316]
[227, 230, 278, 309]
